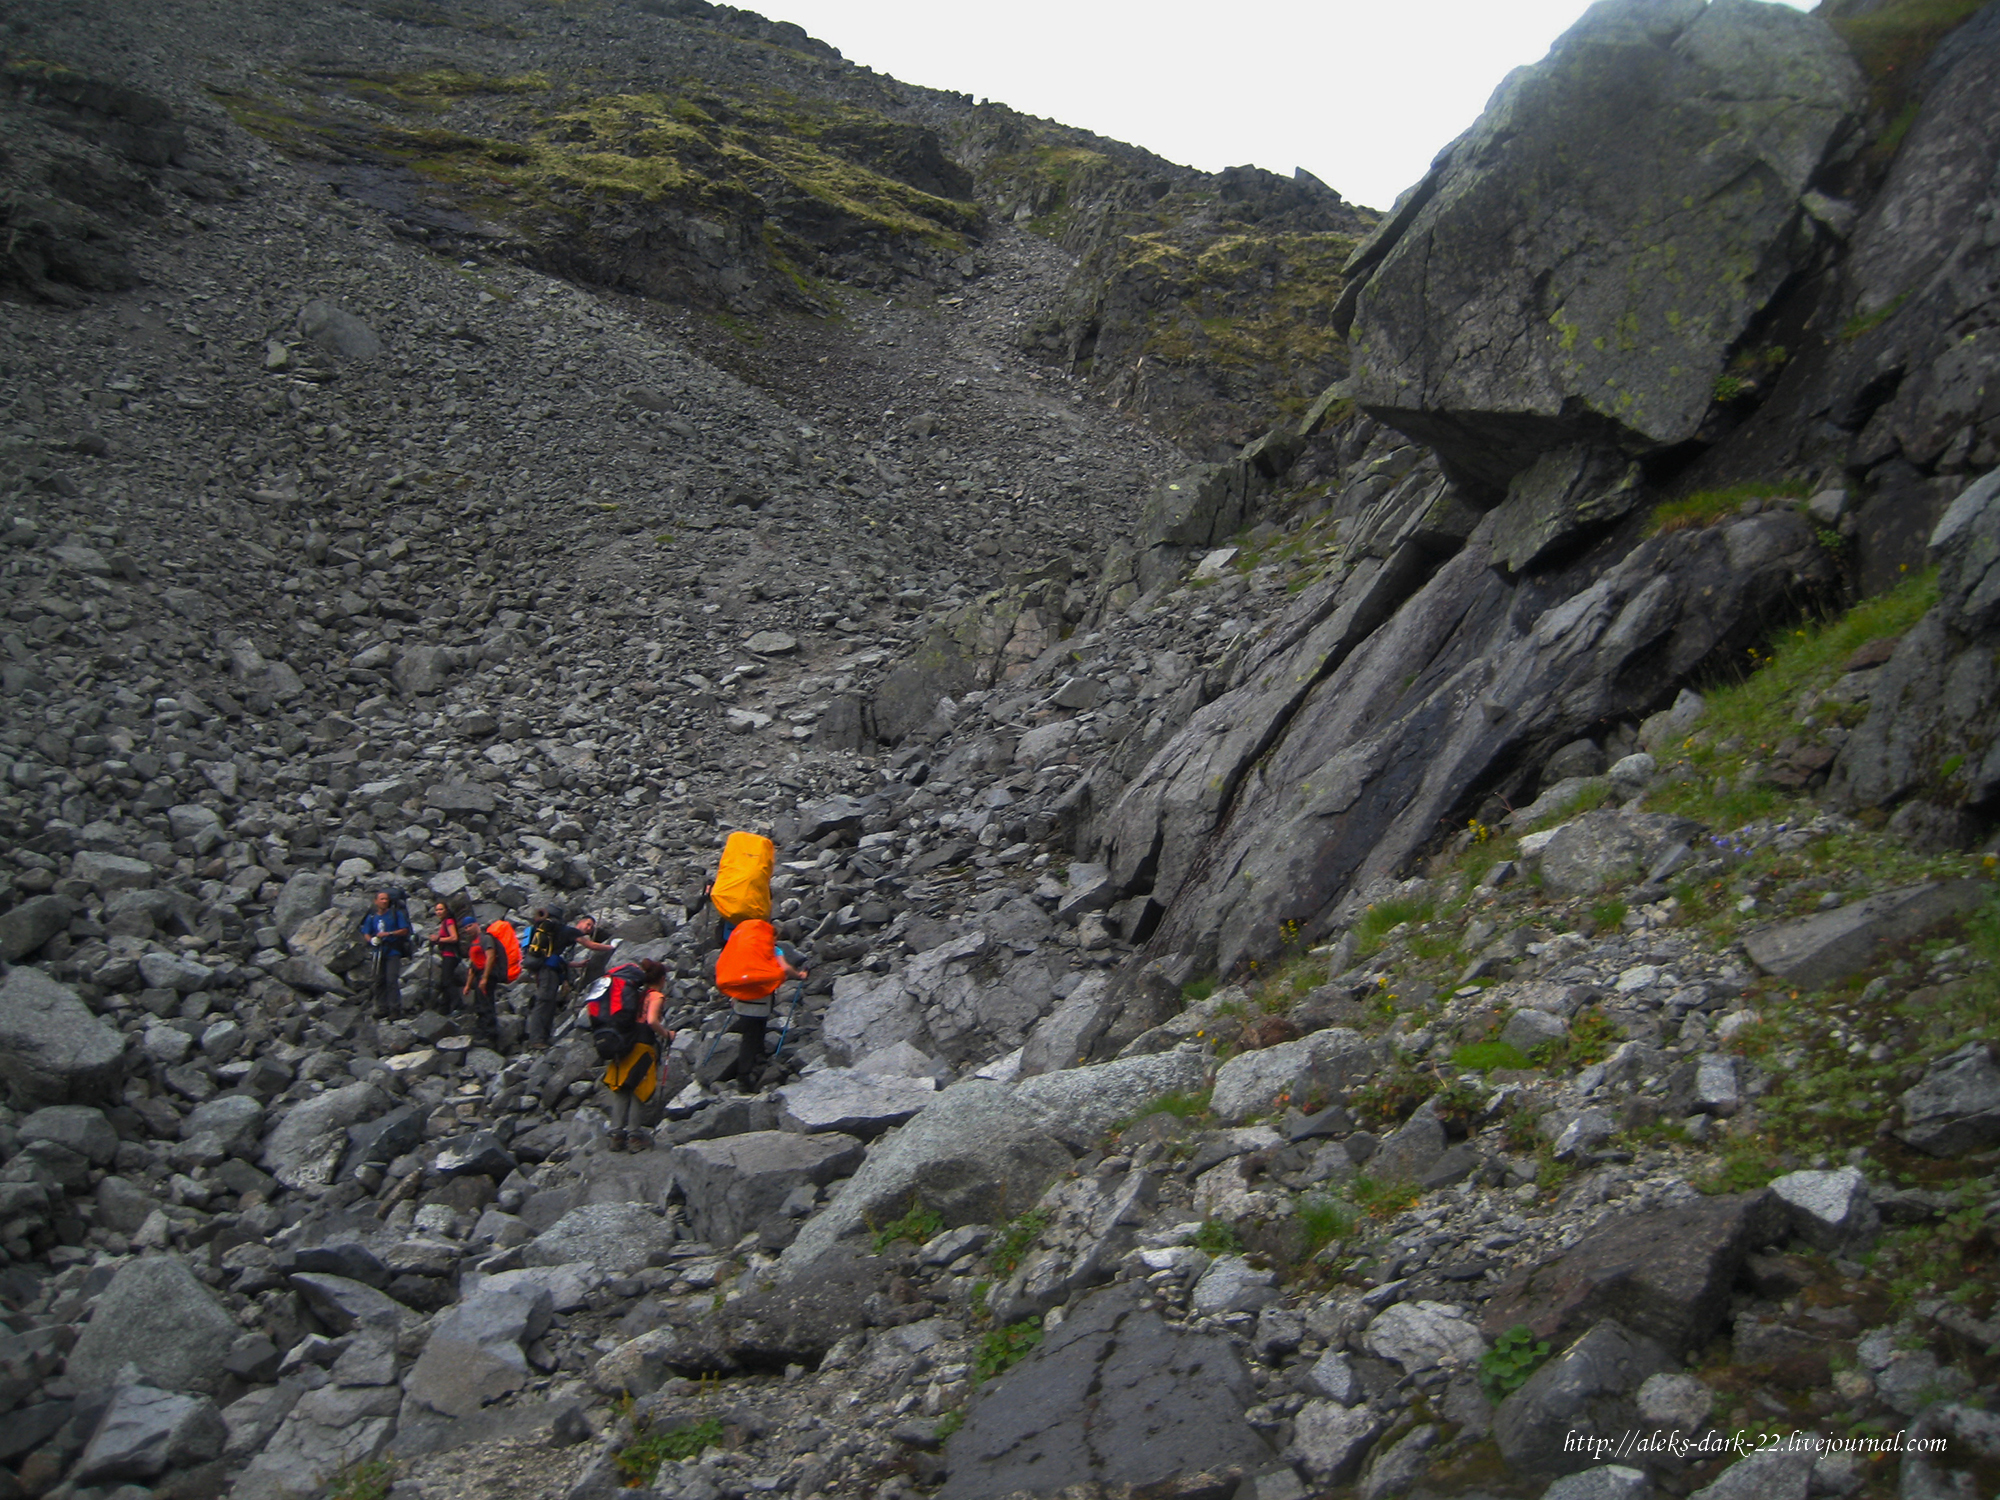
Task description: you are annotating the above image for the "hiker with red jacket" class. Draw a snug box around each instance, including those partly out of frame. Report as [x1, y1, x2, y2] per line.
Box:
[462, 926, 507, 1043]
[589, 958, 669, 1151]
[713, 918, 807, 1095]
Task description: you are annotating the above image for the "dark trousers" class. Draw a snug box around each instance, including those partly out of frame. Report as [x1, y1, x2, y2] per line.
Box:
[438, 953, 464, 1003]
[719, 1013, 767, 1093]
[371, 950, 403, 1017]
[528, 962, 567, 1045]
[464, 970, 500, 1040]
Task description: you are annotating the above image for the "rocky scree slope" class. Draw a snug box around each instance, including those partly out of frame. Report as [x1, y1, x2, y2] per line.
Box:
[2, 2, 2000, 1500]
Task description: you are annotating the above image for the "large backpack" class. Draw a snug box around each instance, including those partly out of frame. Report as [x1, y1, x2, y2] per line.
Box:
[587, 960, 649, 1060]
[485, 920, 523, 983]
[526, 912, 564, 968]
[715, 919, 787, 1002]
[710, 832, 775, 925]
[385, 885, 415, 958]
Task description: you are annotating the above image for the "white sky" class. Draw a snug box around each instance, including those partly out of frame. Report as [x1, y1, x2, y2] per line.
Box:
[759, 0, 1816, 212]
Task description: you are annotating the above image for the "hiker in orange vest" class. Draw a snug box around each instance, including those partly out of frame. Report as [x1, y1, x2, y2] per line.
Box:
[712, 917, 807, 1095]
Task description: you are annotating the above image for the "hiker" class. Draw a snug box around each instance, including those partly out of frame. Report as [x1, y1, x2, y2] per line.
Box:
[713, 917, 807, 1095]
[525, 906, 615, 1047]
[462, 916, 522, 1043]
[589, 958, 669, 1151]
[432, 901, 466, 1002]
[360, 889, 414, 1019]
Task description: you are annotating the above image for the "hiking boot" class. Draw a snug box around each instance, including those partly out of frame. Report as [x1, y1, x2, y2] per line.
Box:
[625, 1132, 650, 1153]
[607, 1130, 627, 1151]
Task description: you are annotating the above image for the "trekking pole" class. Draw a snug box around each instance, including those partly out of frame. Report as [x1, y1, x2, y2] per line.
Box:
[770, 980, 807, 1062]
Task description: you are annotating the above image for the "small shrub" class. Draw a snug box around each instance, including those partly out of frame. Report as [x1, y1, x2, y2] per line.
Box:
[1589, 899, 1629, 932]
[988, 1209, 1050, 1276]
[1647, 480, 1810, 537]
[1182, 975, 1218, 1003]
[1450, 1039, 1532, 1073]
[872, 1197, 945, 1254]
[615, 1417, 724, 1485]
[326, 1459, 396, 1500]
[1353, 1174, 1422, 1219]
[1295, 1195, 1354, 1256]
[1479, 1325, 1552, 1401]
[1353, 897, 1432, 957]
[1430, 1078, 1489, 1133]
[934, 1407, 965, 1442]
[1190, 1218, 1243, 1255]
[974, 1320, 1043, 1381]
[1348, 1061, 1439, 1129]
[1530, 1009, 1621, 1071]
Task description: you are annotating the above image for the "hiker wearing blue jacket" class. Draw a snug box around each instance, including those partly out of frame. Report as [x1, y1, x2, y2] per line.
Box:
[361, 890, 413, 1018]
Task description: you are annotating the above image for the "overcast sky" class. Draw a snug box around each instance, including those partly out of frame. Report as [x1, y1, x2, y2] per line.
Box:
[759, 0, 1816, 212]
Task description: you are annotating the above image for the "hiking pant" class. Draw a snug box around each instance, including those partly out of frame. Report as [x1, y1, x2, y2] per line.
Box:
[528, 962, 566, 1045]
[718, 1014, 767, 1093]
[371, 950, 403, 1018]
[465, 971, 500, 1041]
[606, 1088, 642, 1132]
[438, 953, 464, 1002]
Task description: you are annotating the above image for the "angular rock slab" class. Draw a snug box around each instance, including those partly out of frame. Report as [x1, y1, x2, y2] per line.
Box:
[404, 1283, 553, 1418]
[73, 1382, 226, 1483]
[0, 966, 126, 1108]
[1482, 1191, 1784, 1358]
[522, 1202, 678, 1275]
[1768, 1166, 1877, 1253]
[1211, 1027, 1383, 1125]
[668, 1130, 865, 1248]
[1494, 1319, 1673, 1477]
[1362, 1300, 1487, 1373]
[775, 1069, 935, 1138]
[1341, 0, 1864, 491]
[778, 1051, 1205, 1278]
[66, 1255, 240, 1394]
[940, 1286, 1269, 1500]
[1742, 880, 1988, 989]
[1287, 1398, 1383, 1488]
[259, 1080, 388, 1191]
[1897, 1041, 2000, 1157]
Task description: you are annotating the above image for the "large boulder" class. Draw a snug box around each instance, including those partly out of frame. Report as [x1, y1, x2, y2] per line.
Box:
[403, 1283, 553, 1418]
[286, 905, 365, 975]
[65, 1255, 239, 1394]
[1339, 0, 1864, 493]
[777, 1052, 1204, 1276]
[1897, 1042, 2000, 1157]
[521, 1203, 677, 1274]
[1483, 1191, 1784, 1357]
[72, 1383, 227, 1484]
[1742, 881, 1989, 988]
[1493, 1319, 1674, 1477]
[259, 1081, 389, 1191]
[774, 1070, 935, 1138]
[0, 893, 73, 963]
[0, 966, 126, 1108]
[668, 1131, 865, 1248]
[940, 1286, 1270, 1500]
[1210, 1028, 1382, 1125]
[271, 872, 335, 941]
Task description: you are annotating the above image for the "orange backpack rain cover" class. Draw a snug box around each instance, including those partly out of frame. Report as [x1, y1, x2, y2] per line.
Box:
[715, 919, 786, 1001]
[486, 920, 523, 982]
[711, 831, 775, 923]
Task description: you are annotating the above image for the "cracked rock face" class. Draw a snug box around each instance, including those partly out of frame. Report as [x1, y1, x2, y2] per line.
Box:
[1340, 0, 1865, 493]
[939, 1285, 1269, 1500]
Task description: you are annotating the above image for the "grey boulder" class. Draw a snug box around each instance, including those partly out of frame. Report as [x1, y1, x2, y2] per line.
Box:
[404, 1283, 553, 1418]
[1494, 1319, 1674, 1477]
[523, 1203, 677, 1274]
[1768, 1166, 1878, 1253]
[65, 1255, 240, 1394]
[1742, 881, 1989, 989]
[939, 1286, 1269, 1500]
[775, 1069, 936, 1138]
[668, 1131, 865, 1248]
[0, 966, 126, 1108]
[1340, 0, 1863, 490]
[0, 893, 73, 963]
[72, 1382, 227, 1484]
[259, 1081, 388, 1190]
[18, 1103, 119, 1165]
[1897, 1042, 2000, 1157]
[1210, 1028, 1381, 1125]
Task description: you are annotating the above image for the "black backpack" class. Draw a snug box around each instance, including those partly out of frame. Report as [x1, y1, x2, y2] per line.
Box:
[385, 886, 415, 958]
[587, 961, 648, 1060]
[526, 908, 565, 967]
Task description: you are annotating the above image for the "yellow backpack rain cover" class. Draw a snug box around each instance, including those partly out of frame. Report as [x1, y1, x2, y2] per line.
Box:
[711, 831, 775, 924]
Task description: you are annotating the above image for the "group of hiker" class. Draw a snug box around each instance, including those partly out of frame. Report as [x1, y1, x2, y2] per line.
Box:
[356, 831, 808, 1151]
